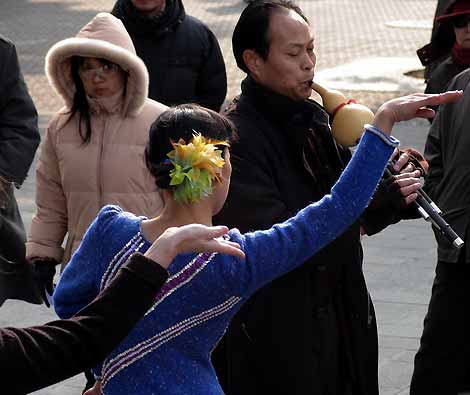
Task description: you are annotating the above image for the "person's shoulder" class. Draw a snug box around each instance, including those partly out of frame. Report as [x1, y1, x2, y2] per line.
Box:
[45, 108, 75, 137]
[94, 205, 142, 236]
[449, 67, 470, 89]
[224, 95, 257, 123]
[182, 14, 212, 33]
[140, 98, 168, 117]
[228, 228, 244, 245]
[0, 34, 13, 48]
[97, 204, 134, 223]
[180, 14, 217, 45]
[0, 35, 15, 63]
[427, 56, 455, 80]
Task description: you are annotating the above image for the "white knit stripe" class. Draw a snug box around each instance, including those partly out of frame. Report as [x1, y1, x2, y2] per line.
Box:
[100, 233, 145, 290]
[103, 240, 146, 290]
[101, 296, 242, 388]
[144, 253, 216, 316]
[103, 295, 239, 372]
[100, 233, 141, 289]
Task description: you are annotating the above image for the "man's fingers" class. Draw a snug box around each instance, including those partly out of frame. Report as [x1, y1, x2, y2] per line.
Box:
[404, 192, 418, 205]
[393, 170, 421, 180]
[392, 152, 410, 172]
[396, 180, 421, 197]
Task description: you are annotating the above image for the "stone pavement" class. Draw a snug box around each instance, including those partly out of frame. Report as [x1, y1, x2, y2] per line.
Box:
[0, 0, 446, 394]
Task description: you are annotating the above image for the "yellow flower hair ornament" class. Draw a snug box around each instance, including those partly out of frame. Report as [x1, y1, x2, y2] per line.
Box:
[166, 132, 230, 204]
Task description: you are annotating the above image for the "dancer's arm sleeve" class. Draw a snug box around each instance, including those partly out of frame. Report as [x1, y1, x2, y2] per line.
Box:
[236, 129, 398, 296]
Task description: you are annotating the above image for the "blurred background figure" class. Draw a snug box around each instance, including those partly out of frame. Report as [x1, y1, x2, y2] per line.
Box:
[419, 0, 470, 113]
[0, 34, 41, 306]
[26, 13, 167, 307]
[418, 0, 453, 80]
[411, 67, 470, 395]
[112, 0, 227, 111]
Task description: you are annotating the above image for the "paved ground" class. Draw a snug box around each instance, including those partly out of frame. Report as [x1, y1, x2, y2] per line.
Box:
[0, 0, 446, 394]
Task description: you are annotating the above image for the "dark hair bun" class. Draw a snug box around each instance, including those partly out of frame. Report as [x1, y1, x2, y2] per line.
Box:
[145, 146, 173, 189]
[144, 104, 237, 191]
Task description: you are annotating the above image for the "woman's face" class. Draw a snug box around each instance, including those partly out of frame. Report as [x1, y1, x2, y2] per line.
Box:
[78, 57, 127, 98]
[453, 15, 470, 49]
[131, 0, 166, 16]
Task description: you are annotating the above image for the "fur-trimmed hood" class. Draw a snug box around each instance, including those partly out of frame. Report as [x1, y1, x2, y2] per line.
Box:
[45, 12, 149, 116]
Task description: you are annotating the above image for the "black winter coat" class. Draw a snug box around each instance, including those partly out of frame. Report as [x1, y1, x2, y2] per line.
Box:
[213, 77, 406, 395]
[0, 35, 40, 303]
[0, 35, 39, 186]
[424, 68, 470, 263]
[112, 0, 227, 111]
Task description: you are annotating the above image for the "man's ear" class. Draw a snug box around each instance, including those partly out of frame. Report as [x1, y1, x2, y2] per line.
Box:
[242, 49, 263, 77]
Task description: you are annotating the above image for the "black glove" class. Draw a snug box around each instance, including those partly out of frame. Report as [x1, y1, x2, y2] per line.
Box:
[30, 258, 57, 307]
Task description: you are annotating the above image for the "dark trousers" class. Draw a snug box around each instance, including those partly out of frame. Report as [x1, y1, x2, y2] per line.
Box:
[411, 258, 470, 395]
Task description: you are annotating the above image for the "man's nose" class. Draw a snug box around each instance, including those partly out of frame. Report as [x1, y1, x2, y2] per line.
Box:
[303, 53, 315, 71]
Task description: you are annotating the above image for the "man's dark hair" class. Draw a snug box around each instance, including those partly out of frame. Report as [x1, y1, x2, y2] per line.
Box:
[232, 0, 309, 73]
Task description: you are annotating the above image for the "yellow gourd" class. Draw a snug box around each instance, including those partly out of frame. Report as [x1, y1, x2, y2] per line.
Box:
[311, 81, 375, 147]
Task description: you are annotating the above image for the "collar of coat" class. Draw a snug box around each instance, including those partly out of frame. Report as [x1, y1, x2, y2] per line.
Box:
[240, 76, 330, 128]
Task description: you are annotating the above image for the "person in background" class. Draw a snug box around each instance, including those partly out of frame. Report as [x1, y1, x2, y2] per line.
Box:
[417, 0, 453, 80]
[112, 0, 227, 111]
[0, 34, 41, 305]
[411, 68, 470, 395]
[424, 0, 470, 114]
[212, 1, 429, 394]
[26, 13, 167, 304]
[3, 223, 243, 394]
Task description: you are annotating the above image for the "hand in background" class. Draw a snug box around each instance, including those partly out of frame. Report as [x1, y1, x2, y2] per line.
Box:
[30, 258, 57, 307]
[83, 380, 101, 395]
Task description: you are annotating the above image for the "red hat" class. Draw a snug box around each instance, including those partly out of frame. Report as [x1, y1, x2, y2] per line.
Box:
[436, 0, 470, 23]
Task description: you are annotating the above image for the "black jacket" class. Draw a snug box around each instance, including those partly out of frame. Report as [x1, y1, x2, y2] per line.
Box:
[424, 68, 470, 263]
[0, 36, 40, 303]
[213, 77, 407, 395]
[424, 55, 469, 115]
[2, 253, 168, 394]
[417, 0, 455, 79]
[0, 35, 39, 186]
[112, 0, 227, 111]
[425, 56, 469, 96]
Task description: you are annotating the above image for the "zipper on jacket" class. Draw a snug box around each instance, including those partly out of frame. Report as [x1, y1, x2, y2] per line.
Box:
[97, 115, 105, 208]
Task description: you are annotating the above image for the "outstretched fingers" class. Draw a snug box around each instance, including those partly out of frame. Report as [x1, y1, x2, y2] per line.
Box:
[204, 238, 246, 259]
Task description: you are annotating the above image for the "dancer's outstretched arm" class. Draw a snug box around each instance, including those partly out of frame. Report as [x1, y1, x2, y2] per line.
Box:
[234, 91, 462, 296]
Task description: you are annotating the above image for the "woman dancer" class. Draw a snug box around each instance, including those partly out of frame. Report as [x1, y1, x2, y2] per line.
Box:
[55, 92, 459, 395]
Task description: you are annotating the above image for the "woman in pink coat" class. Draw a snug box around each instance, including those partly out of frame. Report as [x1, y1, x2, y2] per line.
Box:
[26, 13, 167, 303]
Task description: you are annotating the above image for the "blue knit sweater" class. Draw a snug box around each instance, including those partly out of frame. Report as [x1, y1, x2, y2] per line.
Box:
[54, 129, 398, 395]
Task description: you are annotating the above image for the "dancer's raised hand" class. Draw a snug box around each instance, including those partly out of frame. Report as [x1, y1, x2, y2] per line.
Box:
[372, 91, 463, 134]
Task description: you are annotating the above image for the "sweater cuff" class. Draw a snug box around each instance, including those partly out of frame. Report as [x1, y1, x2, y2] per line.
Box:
[122, 253, 169, 289]
[363, 124, 400, 147]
